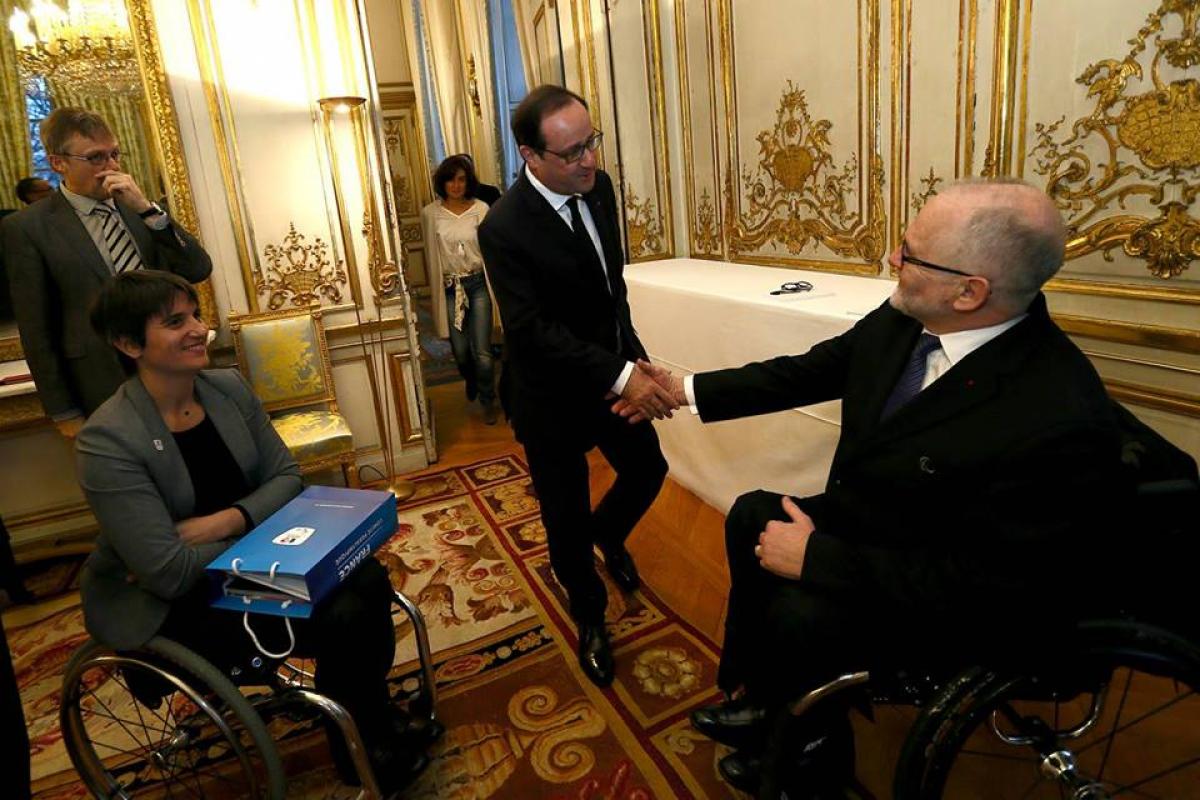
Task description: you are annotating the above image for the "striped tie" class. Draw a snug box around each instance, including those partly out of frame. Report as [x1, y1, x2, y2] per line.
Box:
[92, 203, 143, 274]
[880, 333, 942, 420]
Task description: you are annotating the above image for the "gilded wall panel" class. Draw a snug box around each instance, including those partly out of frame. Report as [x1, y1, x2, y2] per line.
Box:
[381, 89, 432, 292]
[185, 0, 358, 312]
[1018, 0, 1200, 301]
[715, 0, 884, 274]
[605, 0, 674, 261]
[890, 0, 994, 256]
[675, 0, 722, 258]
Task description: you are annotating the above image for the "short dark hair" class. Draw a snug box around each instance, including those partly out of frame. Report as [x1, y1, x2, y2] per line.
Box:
[432, 155, 479, 200]
[15, 177, 47, 204]
[41, 107, 113, 156]
[90, 271, 200, 373]
[511, 85, 588, 151]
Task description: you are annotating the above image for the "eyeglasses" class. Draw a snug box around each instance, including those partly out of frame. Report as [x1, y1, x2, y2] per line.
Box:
[770, 280, 814, 295]
[540, 131, 603, 164]
[900, 241, 974, 278]
[60, 149, 122, 167]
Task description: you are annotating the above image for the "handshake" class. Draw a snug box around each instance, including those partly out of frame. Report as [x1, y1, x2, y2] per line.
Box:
[611, 359, 687, 424]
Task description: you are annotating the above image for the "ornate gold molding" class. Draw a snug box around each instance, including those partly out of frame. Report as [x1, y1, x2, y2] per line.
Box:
[695, 188, 720, 255]
[1029, 0, 1200, 280]
[184, 0, 261, 313]
[1054, 313, 1200, 354]
[624, 186, 665, 260]
[910, 167, 943, 213]
[257, 224, 348, 310]
[725, 81, 886, 266]
[127, 0, 217, 324]
[363, 208, 400, 297]
[387, 352, 422, 444]
[718, 0, 883, 274]
[1106, 379, 1200, 419]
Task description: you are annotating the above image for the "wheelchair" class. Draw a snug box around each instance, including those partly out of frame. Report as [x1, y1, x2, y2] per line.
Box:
[59, 590, 438, 799]
[764, 469, 1200, 798]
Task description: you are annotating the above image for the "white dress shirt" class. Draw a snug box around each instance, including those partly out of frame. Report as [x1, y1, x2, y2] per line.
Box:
[526, 168, 633, 395]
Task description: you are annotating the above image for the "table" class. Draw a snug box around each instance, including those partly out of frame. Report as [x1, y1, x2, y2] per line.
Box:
[625, 258, 894, 513]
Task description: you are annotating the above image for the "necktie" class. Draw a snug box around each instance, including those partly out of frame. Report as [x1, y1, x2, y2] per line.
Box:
[92, 204, 143, 274]
[880, 333, 942, 420]
[566, 195, 609, 294]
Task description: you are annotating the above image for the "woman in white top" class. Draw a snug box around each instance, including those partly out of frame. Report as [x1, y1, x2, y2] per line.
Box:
[420, 155, 498, 423]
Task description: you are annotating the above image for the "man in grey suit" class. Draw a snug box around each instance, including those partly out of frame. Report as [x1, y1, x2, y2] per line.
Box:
[2, 107, 211, 437]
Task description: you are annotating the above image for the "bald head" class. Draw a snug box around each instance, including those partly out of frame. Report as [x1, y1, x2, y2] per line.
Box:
[932, 179, 1067, 312]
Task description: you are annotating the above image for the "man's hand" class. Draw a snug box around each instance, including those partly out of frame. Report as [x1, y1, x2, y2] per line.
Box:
[756, 497, 814, 579]
[99, 170, 152, 214]
[613, 361, 679, 423]
[55, 417, 84, 440]
[176, 508, 245, 545]
[612, 359, 686, 423]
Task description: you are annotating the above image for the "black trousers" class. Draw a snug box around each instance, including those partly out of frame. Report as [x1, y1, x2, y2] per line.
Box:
[1, 615, 30, 800]
[523, 411, 667, 625]
[159, 558, 397, 741]
[719, 490, 882, 705]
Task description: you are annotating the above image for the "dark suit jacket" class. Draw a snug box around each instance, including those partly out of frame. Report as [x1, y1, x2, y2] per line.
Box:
[77, 369, 302, 649]
[695, 295, 1125, 630]
[2, 191, 212, 417]
[479, 168, 646, 447]
[475, 182, 502, 206]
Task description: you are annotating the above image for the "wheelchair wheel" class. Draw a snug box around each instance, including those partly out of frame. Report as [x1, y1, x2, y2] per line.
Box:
[894, 620, 1200, 799]
[60, 636, 287, 799]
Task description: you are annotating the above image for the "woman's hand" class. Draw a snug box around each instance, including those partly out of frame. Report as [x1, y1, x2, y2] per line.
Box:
[175, 508, 246, 545]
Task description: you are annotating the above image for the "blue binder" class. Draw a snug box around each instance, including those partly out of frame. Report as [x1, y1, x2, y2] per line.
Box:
[207, 486, 397, 618]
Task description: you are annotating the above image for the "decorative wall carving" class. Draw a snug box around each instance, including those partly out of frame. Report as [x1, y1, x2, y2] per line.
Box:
[624, 186, 666, 259]
[695, 189, 721, 254]
[1029, 0, 1200, 279]
[727, 82, 886, 263]
[257, 224, 348, 310]
[910, 167, 943, 213]
[363, 209, 401, 296]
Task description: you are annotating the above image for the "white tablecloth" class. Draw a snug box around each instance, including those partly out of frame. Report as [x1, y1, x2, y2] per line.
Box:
[626, 258, 895, 513]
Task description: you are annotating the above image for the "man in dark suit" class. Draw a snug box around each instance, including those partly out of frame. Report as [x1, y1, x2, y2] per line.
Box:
[2, 107, 212, 438]
[629, 179, 1128, 795]
[479, 85, 678, 687]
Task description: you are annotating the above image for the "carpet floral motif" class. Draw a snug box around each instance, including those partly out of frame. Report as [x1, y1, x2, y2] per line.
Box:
[11, 455, 739, 798]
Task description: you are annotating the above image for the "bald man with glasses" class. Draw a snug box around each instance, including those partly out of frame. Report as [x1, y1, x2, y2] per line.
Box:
[2, 107, 211, 436]
[628, 179, 1132, 795]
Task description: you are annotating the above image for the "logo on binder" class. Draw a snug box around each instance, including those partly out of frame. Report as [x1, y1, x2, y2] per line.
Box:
[273, 526, 315, 546]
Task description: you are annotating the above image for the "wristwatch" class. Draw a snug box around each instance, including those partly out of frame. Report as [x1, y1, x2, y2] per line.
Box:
[138, 203, 164, 219]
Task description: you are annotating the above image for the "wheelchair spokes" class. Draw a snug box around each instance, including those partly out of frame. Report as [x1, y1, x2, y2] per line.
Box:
[896, 622, 1200, 799]
[61, 639, 285, 798]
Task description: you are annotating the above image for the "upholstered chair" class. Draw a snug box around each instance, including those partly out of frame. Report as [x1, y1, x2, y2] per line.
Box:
[229, 307, 358, 487]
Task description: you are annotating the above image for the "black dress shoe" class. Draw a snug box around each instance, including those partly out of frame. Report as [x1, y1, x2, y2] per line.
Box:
[578, 623, 615, 687]
[690, 695, 769, 750]
[718, 750, 761, 793]
[601, 545, 640, 592]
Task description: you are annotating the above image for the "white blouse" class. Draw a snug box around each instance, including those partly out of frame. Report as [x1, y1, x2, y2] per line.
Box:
[428, 199, 488, 283]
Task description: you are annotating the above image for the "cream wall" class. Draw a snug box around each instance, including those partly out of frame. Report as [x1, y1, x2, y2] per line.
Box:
[149, 0, 432, 473]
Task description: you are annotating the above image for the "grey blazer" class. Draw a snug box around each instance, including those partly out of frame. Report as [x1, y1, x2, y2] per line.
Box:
[2, 191, 213, 417]
[77, 369, 302, 649]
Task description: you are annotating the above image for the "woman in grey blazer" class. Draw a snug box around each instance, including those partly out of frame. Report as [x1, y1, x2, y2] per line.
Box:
[76, 271, 426, 791]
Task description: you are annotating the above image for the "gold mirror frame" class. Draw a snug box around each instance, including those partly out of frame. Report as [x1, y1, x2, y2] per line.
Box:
[0, 0, 217, 363]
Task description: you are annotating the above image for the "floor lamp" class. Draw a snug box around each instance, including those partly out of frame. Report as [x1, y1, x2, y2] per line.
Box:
[318, 95, 415, 502]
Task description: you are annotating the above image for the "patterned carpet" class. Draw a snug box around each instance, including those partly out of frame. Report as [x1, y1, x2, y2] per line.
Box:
[11, 455, 747, 799]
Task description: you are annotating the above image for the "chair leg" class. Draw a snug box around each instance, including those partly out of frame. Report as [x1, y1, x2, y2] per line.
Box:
[343, 461, 360, 488]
